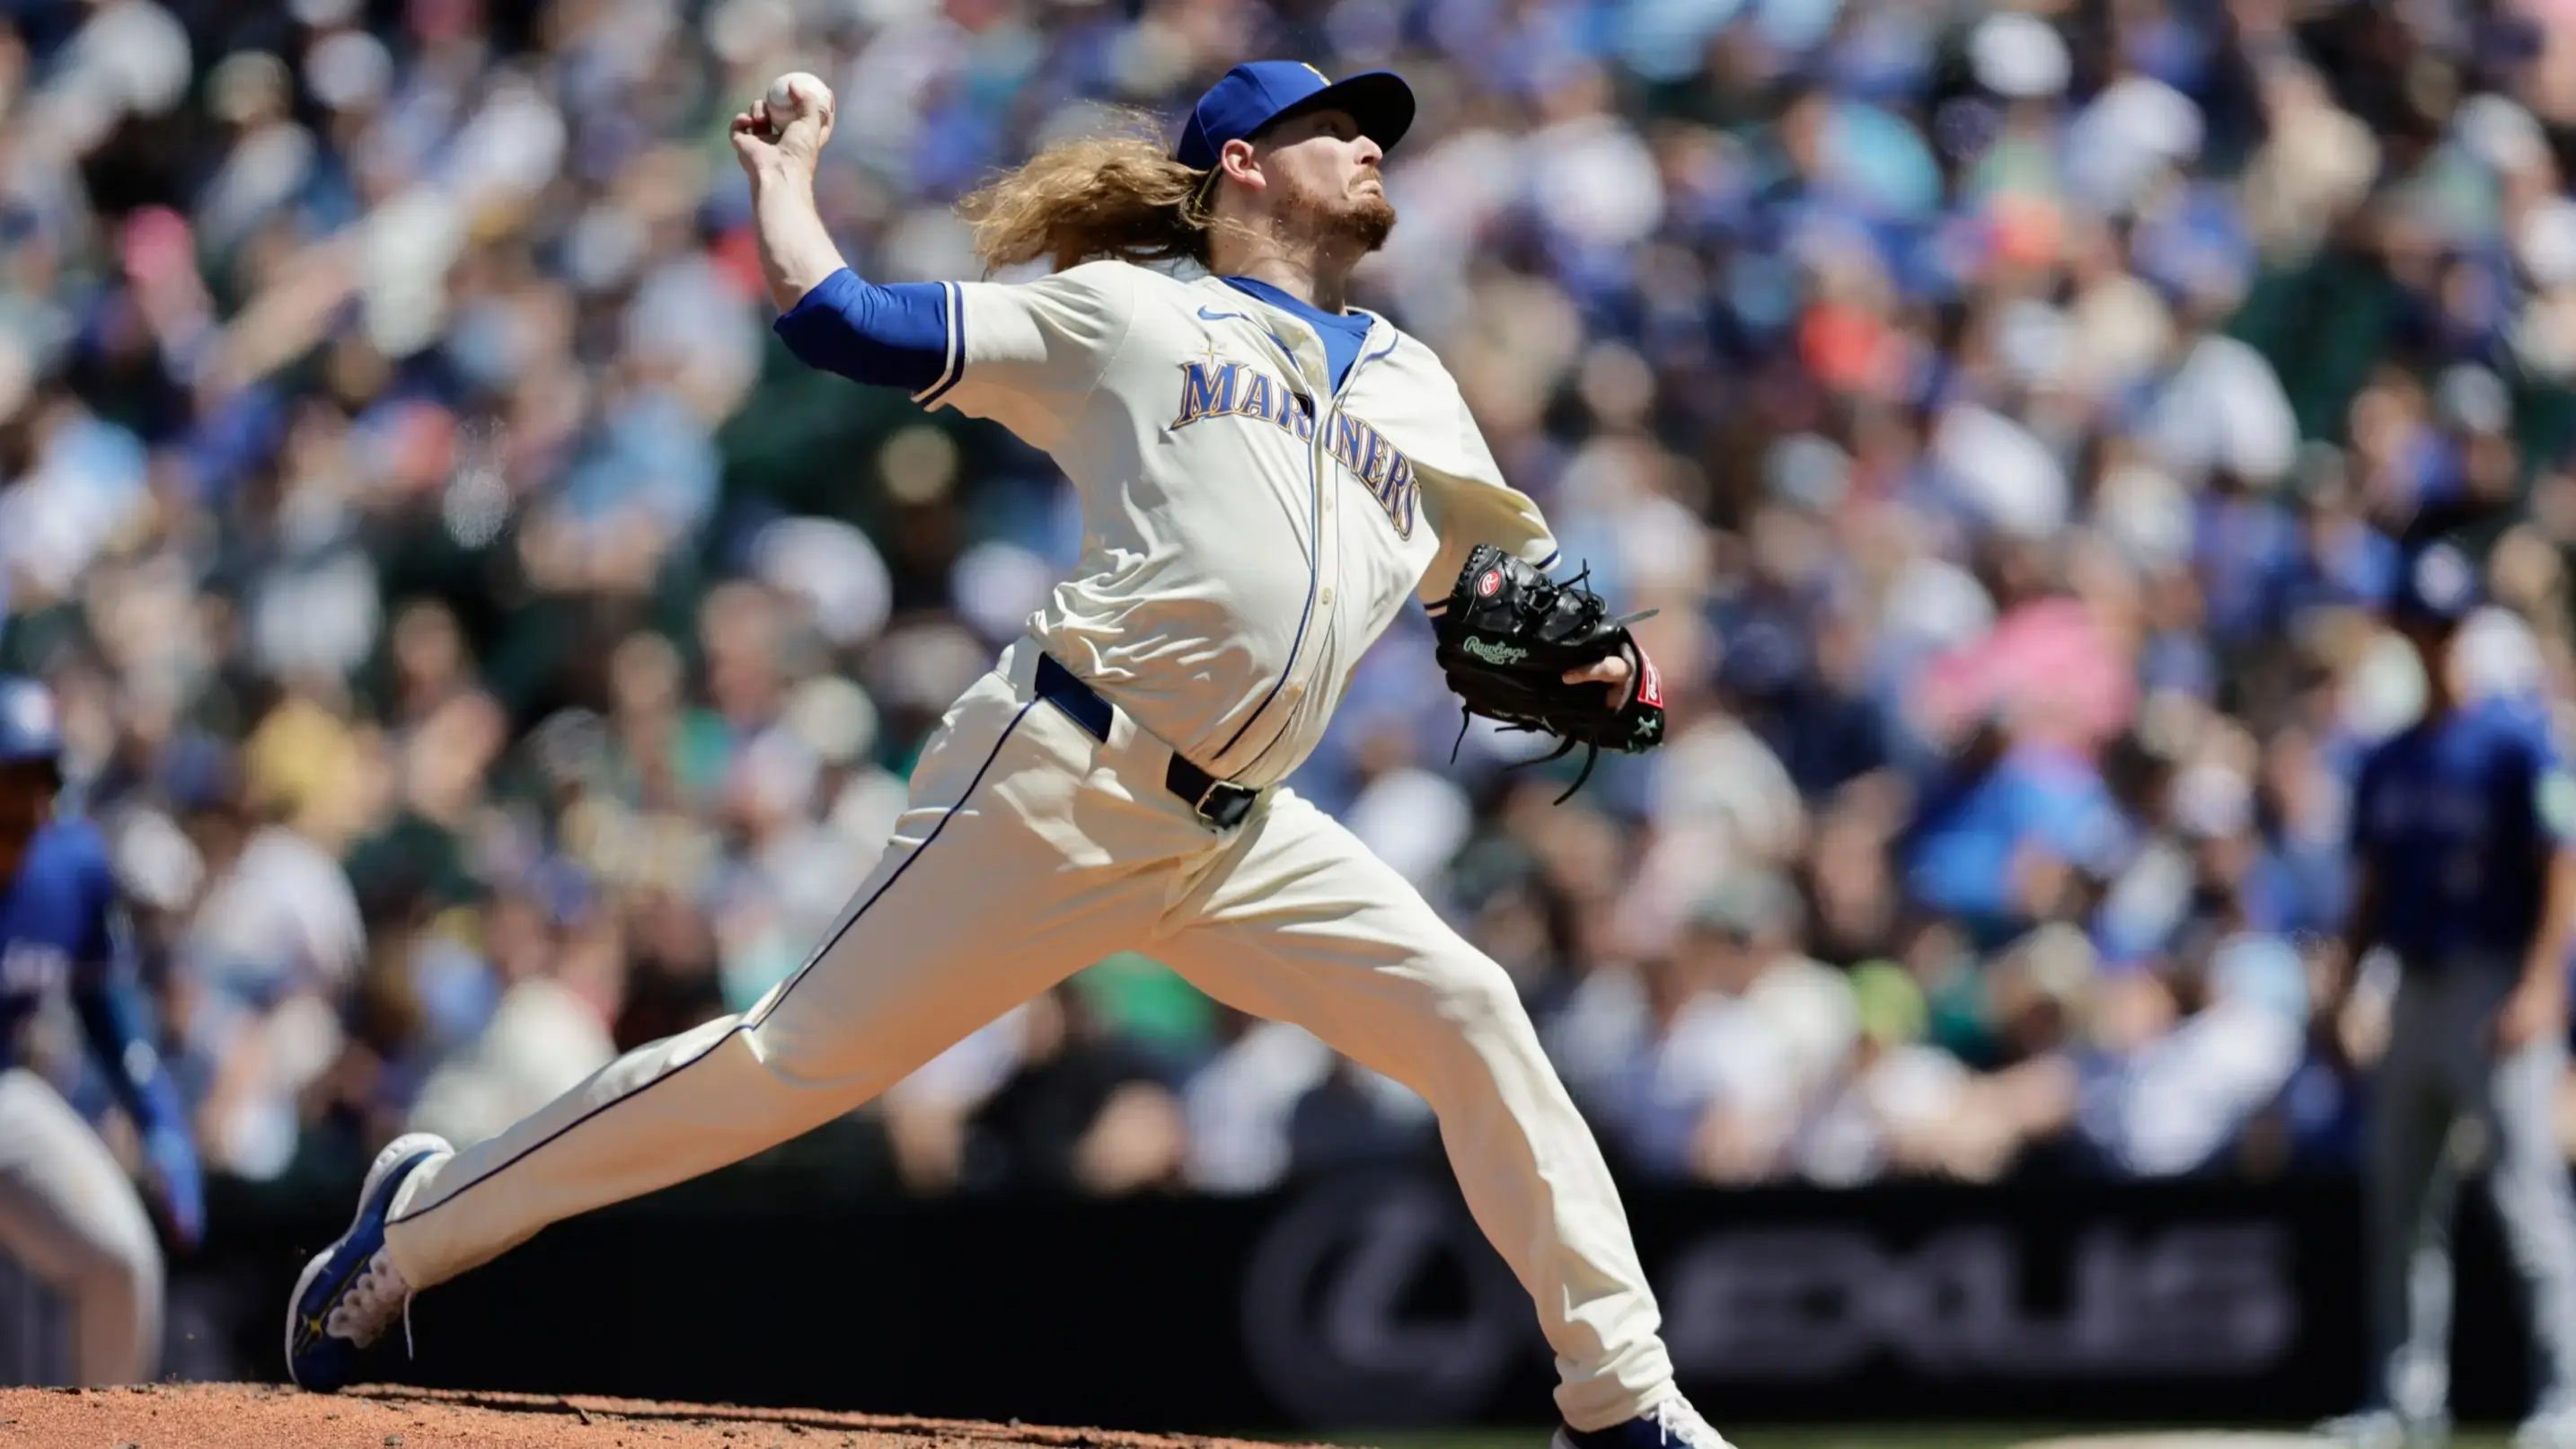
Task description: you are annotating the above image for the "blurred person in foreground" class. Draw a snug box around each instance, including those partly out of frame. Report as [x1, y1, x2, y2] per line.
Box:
[0, 676, 200, 1384]
[2321, 517, 2576, 1449]
[284, 59, 1731, 1449]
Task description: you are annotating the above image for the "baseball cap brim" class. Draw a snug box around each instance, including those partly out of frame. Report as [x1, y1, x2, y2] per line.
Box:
[1258, 71, 1416, 157]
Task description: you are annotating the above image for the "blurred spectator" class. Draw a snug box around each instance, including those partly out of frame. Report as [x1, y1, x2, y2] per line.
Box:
[1574, 872, 1835, 1183]
[6, 0, 2576, 1206]
[405, 884, 621, 1152]
[2081, 932, 2313, 1178]
[959, 985, 1187, 1197]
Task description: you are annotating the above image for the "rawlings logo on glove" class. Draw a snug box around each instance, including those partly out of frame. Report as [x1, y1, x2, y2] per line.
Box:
[1433, 543, 1667, 802]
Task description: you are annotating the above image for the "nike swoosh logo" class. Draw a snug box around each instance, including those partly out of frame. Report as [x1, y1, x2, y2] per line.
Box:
[1202, 307, 1302, 359]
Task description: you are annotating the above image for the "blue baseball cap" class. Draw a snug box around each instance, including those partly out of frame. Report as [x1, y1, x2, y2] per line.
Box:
[2394, 535, 2483, 625]
[1176, 61, 1416, 172]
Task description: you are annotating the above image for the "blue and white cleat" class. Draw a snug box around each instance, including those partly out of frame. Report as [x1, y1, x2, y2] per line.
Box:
[1552, 1396, 1737, 1449]
[285, 1132, 451, 1392]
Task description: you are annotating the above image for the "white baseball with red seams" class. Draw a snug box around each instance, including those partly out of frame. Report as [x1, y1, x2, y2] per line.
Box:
[760, 72, 832, 137]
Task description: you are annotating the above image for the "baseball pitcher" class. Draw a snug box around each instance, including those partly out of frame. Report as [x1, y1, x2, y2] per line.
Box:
[286, 61, 1716, 1449]
[2324, 525, 2576, 1449]
[0, 676, 203, 1384]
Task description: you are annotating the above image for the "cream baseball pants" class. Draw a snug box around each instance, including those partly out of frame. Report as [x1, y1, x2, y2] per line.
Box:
[0, 1068, 163, 1384]
[380, 636, 1675, 1429]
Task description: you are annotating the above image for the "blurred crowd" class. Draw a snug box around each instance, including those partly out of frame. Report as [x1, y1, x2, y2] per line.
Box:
[8, 0, 2576, 1200]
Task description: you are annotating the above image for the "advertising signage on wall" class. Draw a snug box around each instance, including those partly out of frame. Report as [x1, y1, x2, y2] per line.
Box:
[119, 1165, 2534, 1430]
[1226, 1176, 2333, 1427]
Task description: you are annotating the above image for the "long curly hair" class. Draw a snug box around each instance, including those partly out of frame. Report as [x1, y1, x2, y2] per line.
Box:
[957, 114, 1247, 275]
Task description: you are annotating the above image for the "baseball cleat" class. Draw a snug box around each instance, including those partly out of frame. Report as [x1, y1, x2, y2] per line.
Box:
[1552, 1396, 1736, 1449]
[285, 1131, 451, 1392]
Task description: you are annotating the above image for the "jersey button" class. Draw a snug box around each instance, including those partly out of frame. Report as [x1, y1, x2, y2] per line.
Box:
[1319, 588, 1335, 606]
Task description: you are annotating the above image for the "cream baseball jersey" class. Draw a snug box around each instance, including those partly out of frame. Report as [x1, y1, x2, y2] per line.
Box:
[906, 261, 1559, 788]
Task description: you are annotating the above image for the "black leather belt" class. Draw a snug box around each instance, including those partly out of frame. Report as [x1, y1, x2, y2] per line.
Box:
[1034, 653, 1259, 830]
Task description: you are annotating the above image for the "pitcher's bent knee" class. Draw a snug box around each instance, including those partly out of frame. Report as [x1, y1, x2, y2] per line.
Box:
[1421, 952, 1525, 1029]
[1411, 955, 1559, 1095]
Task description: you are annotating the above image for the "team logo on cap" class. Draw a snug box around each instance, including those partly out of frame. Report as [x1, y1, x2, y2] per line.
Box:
[1477, 569, 1502, 597]
[4, 686, 52, 743]
[2413, 542, 2475, 614]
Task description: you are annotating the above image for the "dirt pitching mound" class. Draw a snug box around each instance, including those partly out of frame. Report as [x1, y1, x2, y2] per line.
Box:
[0, 1383, 1345, 1449]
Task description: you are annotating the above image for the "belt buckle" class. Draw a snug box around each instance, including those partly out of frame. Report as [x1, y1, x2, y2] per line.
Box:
[1195, 779, 1254, 830]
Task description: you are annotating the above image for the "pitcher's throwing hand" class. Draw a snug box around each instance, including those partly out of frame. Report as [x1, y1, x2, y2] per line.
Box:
[730, 70, 834, 170]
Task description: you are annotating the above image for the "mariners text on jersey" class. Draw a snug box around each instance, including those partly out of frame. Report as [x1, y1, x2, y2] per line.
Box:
[1169, 356, 1422, 540]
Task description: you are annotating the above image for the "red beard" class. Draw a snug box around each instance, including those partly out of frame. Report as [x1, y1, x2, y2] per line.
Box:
[1344, 192, 1398, 251]
[1282, 174, 1398, 252]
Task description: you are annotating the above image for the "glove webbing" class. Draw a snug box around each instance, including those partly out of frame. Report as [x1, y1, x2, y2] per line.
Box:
[1445, 561, 1656, 805]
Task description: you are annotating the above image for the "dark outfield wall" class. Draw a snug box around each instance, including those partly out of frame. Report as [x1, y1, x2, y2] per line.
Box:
[27, 1165, 2538, 1431]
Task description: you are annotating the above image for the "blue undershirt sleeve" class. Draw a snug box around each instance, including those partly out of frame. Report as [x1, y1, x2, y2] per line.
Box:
[772, 269, 957, 396]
